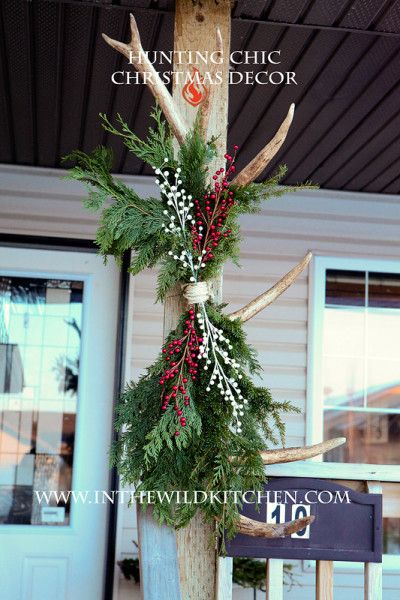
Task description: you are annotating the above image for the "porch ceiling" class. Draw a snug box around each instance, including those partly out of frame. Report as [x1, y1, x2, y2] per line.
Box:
[1, 0, 400, 194]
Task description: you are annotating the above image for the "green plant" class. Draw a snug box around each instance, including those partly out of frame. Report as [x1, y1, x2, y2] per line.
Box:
[66, 107, 314, 541]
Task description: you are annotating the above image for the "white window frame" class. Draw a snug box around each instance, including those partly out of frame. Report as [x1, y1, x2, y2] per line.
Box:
[307, 254, 400, 571]
[307, 254, 400, 474]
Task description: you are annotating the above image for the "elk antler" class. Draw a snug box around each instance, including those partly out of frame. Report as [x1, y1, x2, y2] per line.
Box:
[230, 437, 346, 466]
[228, 252, 312, 322]
[237, 514, 314, 538]
[102, 14, 188, 144]
[234, 437, 345, 538]
[231, 103, 295, 187]
[198, 27, 223, 139]
[260, 437, 346, 464]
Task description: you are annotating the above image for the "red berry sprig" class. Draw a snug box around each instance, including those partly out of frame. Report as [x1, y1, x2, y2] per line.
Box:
[191, 145, 239, 265]
[159, 308, 202, 436]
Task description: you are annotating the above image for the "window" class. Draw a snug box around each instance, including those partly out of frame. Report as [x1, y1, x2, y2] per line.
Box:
[309, 256, 400, 567]
[309, 257, 400, 468]
[0, 275, 83, 525]
[322, 268, 400, 465]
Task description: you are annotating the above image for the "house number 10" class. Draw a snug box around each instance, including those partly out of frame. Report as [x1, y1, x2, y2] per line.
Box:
[266, 503, 311, 539]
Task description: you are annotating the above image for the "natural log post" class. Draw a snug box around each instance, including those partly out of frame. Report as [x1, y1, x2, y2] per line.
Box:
[139, 2, 232, 599]
[172, 3, 231, 599]
[316, 561, 334, 600]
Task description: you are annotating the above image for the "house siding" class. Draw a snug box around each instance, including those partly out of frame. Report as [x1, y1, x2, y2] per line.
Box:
[0, 166, 398, 598]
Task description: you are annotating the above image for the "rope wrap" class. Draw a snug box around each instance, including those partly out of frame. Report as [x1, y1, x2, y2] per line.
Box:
[182, 281, 210, 304]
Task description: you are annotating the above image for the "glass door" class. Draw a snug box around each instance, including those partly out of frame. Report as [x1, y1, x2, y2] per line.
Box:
[0, 246, 120, 600]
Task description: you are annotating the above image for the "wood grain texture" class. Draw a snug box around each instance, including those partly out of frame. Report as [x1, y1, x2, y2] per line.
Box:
[176, 513, 217, 600]
[364, 562, 383, 600]
[266, 559, 283, 600]
[136, 3, 232, 598]
[171, 3, 231, 598]
[137, 508, 182, 600]
[364, 482, 383, 600]
[216, 556, 233, 600]
[316, 561, 334, 600]
[173, 0, 231, 172]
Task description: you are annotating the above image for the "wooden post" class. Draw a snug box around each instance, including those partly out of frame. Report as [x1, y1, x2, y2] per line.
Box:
[172, 3, 232, 598]
[316, 561, 333, 600]
[138, 2, 232, 599]
[173, 0, 231, 161]
[265, 559, 283, 600]
[364, 482, 383, 600]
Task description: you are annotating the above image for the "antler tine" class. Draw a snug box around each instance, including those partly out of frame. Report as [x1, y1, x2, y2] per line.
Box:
[232, 438, 345, 538]
[199, 26, 223, 138]
[231, 103, 295, 187]
[237, 514, 315, 538]
[102, 14, 188, 144]
[228, 252, 312, 322]
[260, 437, 346, 465]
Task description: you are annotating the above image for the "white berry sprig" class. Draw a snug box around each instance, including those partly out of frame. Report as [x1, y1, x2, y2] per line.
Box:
[154, 158, 201, 284]
[196, 303, 247, 433]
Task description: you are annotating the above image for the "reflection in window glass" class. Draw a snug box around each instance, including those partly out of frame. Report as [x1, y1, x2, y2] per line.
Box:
[325, 269, 365, 307]
[322, 269, 400, 464]
[368, 272, 400, 309]
[0, 276, 83, 525]
[324, 410, 400, 465]
[383, 518, 400, 555]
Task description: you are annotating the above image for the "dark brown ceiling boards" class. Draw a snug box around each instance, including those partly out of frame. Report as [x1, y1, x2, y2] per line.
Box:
[1, 0, 400, 194]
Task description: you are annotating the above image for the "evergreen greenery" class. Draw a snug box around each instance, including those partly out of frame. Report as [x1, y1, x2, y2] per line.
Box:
[233, 558, 297, 592]
[66, 106, 313, 543]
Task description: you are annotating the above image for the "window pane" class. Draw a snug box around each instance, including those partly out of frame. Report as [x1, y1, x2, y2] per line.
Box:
[322, 356, 364, 408]
[369, 272, 400, 308]
[323, 410, 400, 464]
[0, 276, 83, 525]
[323, 307, 365, 357]
[384, 518, 400, 555]
[367, 309, 400, 359]
[325, 270, 365, 307]
[367, 277, 400, 408]
[367, 359, 400, 409]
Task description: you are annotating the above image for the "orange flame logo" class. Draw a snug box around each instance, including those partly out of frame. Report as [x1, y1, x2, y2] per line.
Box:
[182, 67, 209, 106]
